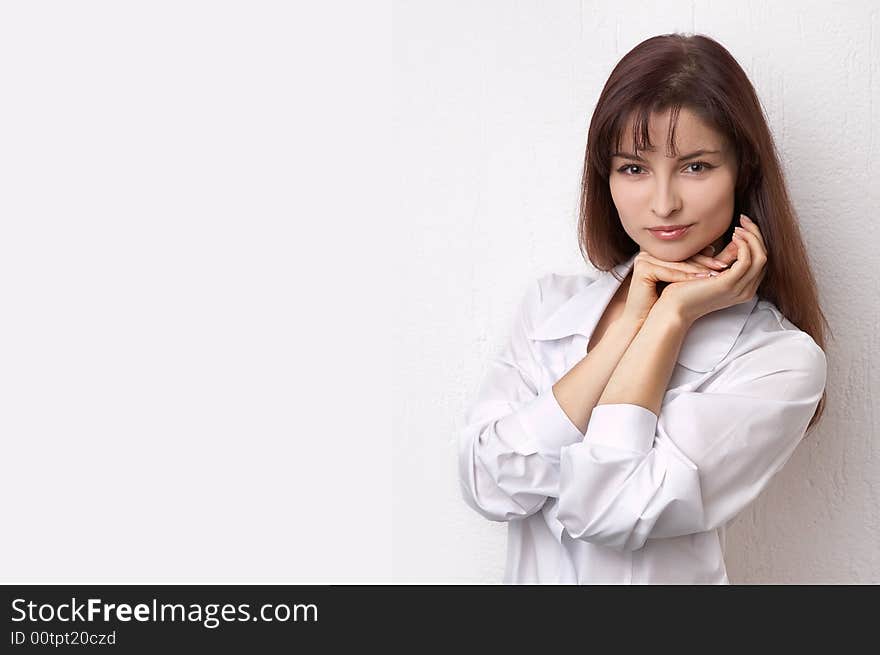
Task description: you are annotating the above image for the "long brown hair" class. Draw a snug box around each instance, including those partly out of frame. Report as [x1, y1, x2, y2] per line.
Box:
[577, 33, 830, 431]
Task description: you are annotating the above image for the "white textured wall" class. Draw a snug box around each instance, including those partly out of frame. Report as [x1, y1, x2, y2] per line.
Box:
[393, 0, 879, 583]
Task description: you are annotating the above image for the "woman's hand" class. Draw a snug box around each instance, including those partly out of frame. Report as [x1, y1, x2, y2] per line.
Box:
[654, 214, 768, 325]
[621, 251, 718, 325]
[690, 239, 738, 271]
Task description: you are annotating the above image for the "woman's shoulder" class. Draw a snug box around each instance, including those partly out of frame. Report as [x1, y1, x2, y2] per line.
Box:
[535, 270, 602, 296]
[522, 271, 604, 330]
[730, 297, 827, 383]
[530, 271, 603, 309]
[749, 298, 824, 350]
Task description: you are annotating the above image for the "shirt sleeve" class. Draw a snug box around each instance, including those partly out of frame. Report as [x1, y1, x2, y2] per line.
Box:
[458, 277, 586, 522]
[555, 333, 827, 551]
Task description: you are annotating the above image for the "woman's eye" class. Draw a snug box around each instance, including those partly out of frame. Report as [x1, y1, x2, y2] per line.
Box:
[616, 161, 714, 176]
[686, 162, 712, 173]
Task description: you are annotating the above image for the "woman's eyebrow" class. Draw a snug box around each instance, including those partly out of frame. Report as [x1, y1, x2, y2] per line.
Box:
[611, 149, 721, 161]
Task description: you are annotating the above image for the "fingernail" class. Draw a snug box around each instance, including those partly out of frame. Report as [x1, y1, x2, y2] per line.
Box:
[709, 271, 719, 277]
[741, 214, 753, 224]
[706, 245, 716, 255]
[712, 259, 729, 268]
[694, 272, 710, 278]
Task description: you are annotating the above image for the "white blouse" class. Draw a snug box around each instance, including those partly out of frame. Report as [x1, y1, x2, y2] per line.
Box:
[458, 252, 827, 584]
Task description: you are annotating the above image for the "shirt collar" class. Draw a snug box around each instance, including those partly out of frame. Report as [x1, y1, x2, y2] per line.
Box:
[527, 252, 758, 373]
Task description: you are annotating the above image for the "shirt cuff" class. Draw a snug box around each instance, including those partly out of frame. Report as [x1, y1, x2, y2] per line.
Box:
[584, 403, 658, 454]
[515, 386, 585, 462]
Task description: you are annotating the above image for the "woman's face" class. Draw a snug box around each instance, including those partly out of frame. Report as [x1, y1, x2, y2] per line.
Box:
[609, 107, 738, 262]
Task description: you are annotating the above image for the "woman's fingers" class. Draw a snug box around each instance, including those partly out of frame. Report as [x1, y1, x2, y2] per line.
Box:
[731, 226, 766, 296]
[689, 253, 730, 270]
[709, 214, 764, 268]
[738, 215, 767, 255]
[712, 240, 739, 266]
[643, 260, 716, 282]
[728, 228, 758, 296]
[638, 252, 714, 275]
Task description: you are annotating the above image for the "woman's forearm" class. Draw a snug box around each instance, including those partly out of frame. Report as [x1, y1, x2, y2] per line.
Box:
[597, 304, 691, 416]
[552, 316, 645, 434]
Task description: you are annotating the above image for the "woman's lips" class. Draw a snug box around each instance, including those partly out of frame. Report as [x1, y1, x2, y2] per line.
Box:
[647, 224, 693, 240]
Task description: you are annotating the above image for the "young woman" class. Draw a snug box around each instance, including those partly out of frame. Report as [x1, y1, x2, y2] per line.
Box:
[457, 33, 830, 584]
